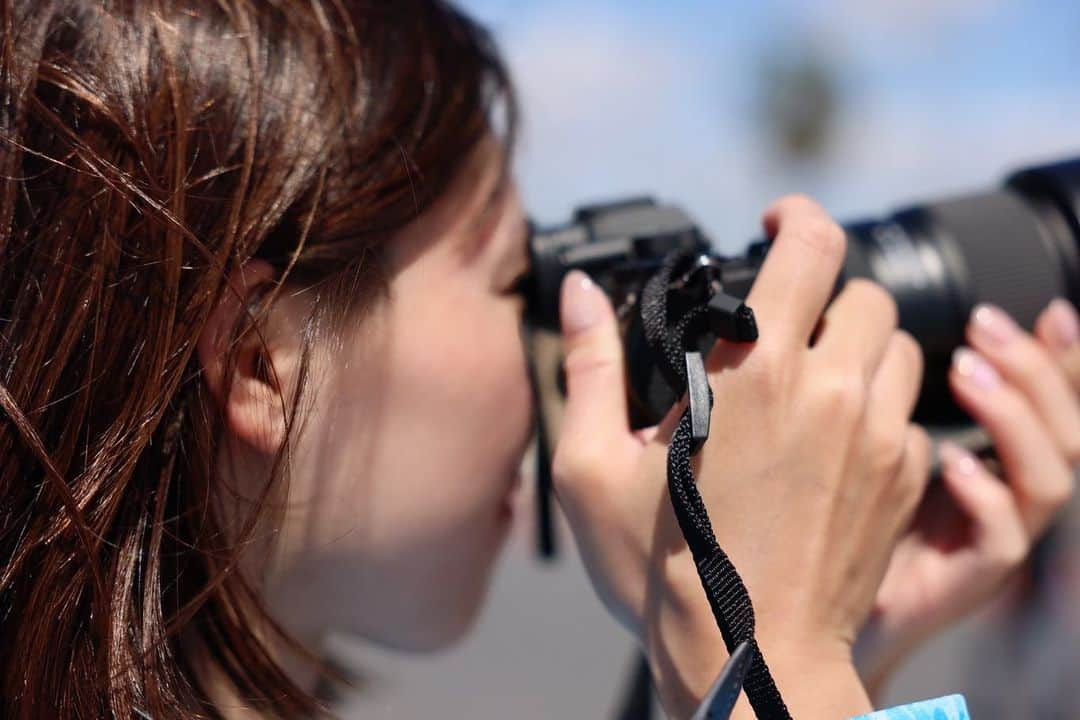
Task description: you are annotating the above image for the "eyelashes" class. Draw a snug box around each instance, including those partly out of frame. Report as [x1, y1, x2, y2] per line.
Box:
[503, 269, 532, 297]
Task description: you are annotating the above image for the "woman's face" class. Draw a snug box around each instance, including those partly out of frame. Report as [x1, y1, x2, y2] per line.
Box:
[262, 149, 535, 652]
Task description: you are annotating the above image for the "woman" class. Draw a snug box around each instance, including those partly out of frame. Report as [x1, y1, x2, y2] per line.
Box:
[0, 1, 1075, 718]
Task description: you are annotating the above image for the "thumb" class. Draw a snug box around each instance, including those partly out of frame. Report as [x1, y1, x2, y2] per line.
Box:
[557, 270, 632, 458]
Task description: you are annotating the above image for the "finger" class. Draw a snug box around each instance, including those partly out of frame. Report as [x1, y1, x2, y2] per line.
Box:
[1034, 298, 1080, 394]
[814, 279, 899, 379]
[749, 195, 847, 351]
[892, 424, 934, 532]
[556, 271, 635, 474]
[967, 303, 1080, 462]
[937, 442, 1028, 567]
[633, 426, 659, 445]
[949, 347, 1075, 535]
[864, 330, 924, 428]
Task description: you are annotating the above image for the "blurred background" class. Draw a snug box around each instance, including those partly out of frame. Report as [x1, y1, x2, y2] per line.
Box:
[330, 1, 1080, 717]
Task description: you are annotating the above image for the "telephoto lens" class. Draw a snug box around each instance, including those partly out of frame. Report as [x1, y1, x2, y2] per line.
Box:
[830, 157, 1080, 425]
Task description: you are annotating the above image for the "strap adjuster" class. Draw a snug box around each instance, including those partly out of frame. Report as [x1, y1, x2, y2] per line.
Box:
[686, 351, 712, 455]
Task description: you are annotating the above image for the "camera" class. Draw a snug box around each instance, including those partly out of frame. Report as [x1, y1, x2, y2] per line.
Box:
[526, 156, 1080, 431]
[522, 156, 1080, 555]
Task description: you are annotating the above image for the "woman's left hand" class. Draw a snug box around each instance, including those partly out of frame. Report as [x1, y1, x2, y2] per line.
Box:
[856, 298, 1080, 696]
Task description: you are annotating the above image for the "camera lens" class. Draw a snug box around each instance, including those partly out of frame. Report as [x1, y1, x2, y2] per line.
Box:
[838, 158, 1080, 421]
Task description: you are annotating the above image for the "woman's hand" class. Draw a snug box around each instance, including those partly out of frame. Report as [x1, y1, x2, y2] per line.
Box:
[855, 299, 1080, 698]
[553, 195, 929, 719]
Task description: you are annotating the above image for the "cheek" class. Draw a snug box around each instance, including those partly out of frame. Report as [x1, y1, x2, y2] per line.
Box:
[348, 295, 533, 542]
[333, 303, 532, 645]
[408, 306, 532, 484]
[268, 305, 534, 640]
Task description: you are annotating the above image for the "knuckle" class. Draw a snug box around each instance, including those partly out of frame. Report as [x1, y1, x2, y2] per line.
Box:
[551, 445, 603, 494]
[910, 422, 932, 451]
[906, 425, 933, 472]
[868, 426, 905, 476]
[871, 443, 905, 482]
[1038, 474, 1074, 512]
[744, 347, 789, 401]
[563, 342, 617, 378]
[842, 276, 875, 294]
[815, 370, 866, 423]
[895, 426, 932, 506]
[995, 534, 1029, 569]
[847, 279, 898, 327]
[893, 330, 924, 377]
[549, 451, 576, 493]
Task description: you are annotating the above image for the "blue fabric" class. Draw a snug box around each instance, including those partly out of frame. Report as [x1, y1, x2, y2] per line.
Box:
[849, 694, 970, 720]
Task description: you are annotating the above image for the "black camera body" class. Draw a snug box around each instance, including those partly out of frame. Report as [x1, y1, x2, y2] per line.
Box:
[526, 198, 761, 430]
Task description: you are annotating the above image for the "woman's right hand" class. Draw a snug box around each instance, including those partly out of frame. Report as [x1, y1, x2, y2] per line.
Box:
[553, 195, 930, 719]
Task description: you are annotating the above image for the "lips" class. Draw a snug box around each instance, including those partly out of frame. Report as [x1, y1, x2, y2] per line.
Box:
[499, 472, 524, 520]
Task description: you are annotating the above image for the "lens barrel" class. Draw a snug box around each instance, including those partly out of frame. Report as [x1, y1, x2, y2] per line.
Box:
[836, 158, 1080, 421]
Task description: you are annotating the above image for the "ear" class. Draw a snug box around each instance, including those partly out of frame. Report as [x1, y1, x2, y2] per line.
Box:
[197, 259, 301, 455]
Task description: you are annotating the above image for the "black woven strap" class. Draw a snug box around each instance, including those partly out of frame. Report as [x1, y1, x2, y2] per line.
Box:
[644, 252, 792, 720]
[669, 411, 791, 719]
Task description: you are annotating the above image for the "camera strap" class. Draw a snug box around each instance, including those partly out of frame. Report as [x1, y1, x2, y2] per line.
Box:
[639, 254, 791, 720]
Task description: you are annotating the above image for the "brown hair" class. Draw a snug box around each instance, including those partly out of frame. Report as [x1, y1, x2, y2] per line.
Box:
[0, 0, 515, 717]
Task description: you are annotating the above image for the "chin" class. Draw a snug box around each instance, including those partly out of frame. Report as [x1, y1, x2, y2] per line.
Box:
[364, 539, 506, 654]
[411, 601, 484, 652]
[362, 579, 491, 654]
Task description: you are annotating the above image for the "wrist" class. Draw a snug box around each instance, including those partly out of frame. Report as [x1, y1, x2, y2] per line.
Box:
[757, 637, 873, 719]
[645, 582, 873, 720]
[643, 552, 874, 719]
[644, 557, 730, 720]
[649, 631, 873, 720]
[853, 612, 934, 702]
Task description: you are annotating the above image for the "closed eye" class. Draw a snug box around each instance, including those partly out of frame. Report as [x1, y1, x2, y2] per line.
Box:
[503, 269, 532, 297]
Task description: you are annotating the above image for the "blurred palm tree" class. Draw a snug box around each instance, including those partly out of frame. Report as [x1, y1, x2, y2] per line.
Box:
[754, 46, 841, 163]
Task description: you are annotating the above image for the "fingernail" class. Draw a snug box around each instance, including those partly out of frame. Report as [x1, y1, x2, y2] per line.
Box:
[952, 347, 1000, 390]
[938, 441, 979, 478]
[1046, 298, 1080, 351]
[971, 303, 1019, 347]
[560, 270, 603, 334]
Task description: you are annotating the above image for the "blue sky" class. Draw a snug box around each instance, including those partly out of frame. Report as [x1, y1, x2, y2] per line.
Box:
[458, 0, 1080, 251]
